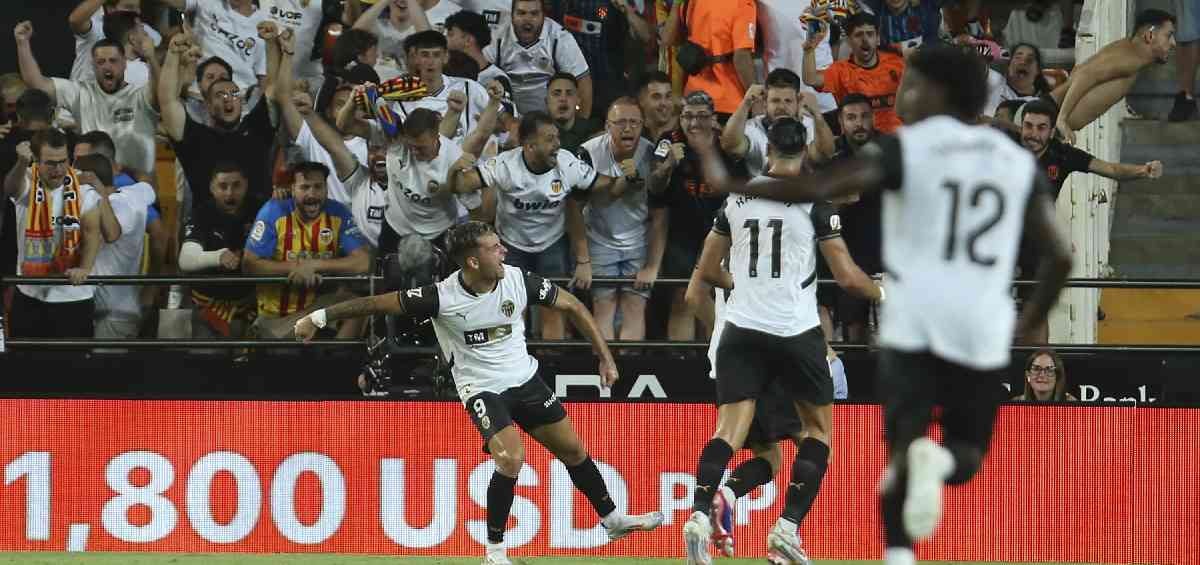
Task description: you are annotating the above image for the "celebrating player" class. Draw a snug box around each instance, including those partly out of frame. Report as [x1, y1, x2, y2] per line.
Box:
[688, 117, 883, 564]
[681, 117, 882, 565]
[699, 44, 1073, 565]
[293, 221, 663, 565]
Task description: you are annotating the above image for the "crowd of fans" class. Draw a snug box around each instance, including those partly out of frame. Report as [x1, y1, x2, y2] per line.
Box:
[0, 0, 1192, 380]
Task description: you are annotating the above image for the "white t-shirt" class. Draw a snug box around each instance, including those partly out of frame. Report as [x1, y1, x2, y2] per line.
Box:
[982, 68, 1007, 118]
[756, 0, 837, 113]
[393, 76, 492, 141]
[743, 115, 816, 178]
[187, 0, 269, 92]
[71, 11, 160, 86]
[339, 163, 389, 248]
[12, 174, 101, 303]
[712, 186, 840, 337]
[93, 182, 156, 321]
[477, 64, 510, 90]
[292, 121, 369, 207]
[398, 264, 559, 399]
[385, 134, 480, 239]
[52, 78, 158, 174]
[579, 134, 653, 250]
[1002, 7, 1063, 51]
[478, 147, 597, 252]
[875, 117, 1038, 370]
[260, 0, 326, 79]
[460, 0, 510, 33]
[483, 18, 589, 114]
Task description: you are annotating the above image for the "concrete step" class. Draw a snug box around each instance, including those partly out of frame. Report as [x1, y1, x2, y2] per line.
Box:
[1110, 216, 1200, 237]
[1120, 120, 1200, 175]
[1110, 263, 1200, 279]
[1109, 231, 1200, 276]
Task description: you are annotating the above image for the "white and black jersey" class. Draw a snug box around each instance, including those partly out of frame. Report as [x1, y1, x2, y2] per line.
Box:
[868, 116, 1044, 370]
[712, 178, 841, 336]
[482, 18, 590, 114]
[397, 264, 560, 399]
[477, 147, 598, 252]
[577, 134, 653, 250]
[383, 134, 480, 240]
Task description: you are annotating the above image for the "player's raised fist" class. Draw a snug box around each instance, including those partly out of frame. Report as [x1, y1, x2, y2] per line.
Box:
[13, 21, 33, 43]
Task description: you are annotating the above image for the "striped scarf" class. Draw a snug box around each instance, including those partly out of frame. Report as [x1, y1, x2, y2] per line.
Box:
[21, 165, 82, 276]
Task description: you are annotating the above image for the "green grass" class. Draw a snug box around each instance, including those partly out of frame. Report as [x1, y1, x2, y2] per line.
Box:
[0, 555, 1110, 565]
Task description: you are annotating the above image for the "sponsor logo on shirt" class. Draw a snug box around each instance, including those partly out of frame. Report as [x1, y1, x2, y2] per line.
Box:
[501, 299, 515, 317]
[269, 6, 304, 22]
[250, 220, 266, 241]
[401, 185, 435, 206]
[286, 250, 334, 260]
[512, 197, 561, 211]
[112, 107, 135, 123]
[483, 10, 501, 25]
[538, 279, 552, 301]
[463, 324, 513, 346]
[367, 206, 385, 220]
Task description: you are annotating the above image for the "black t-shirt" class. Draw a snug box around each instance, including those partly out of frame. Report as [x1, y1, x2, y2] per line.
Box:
[648, 129, 747, 249]
[1004, 131, 1093, 199]
[182, 202, 256, 301]
[558, 116, 603, 153]
[821, 136, 883, 273]
[176, 99, 275, 210]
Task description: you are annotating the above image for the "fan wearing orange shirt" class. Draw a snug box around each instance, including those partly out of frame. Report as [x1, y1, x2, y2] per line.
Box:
[802, 12, 906, 133]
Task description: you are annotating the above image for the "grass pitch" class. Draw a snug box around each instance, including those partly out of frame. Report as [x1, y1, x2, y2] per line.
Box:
[0, 554, 1109, 565]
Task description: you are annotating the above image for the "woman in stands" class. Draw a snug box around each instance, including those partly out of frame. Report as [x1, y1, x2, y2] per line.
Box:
[1013, 348, 1078, 402]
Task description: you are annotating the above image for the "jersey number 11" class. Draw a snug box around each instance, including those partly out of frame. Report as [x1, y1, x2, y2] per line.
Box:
[744, 218, 783, 278]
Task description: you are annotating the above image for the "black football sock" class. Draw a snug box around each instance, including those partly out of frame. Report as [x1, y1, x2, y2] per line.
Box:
[780, 437, 830, 525]
[486, 471, 518, 544]
[566, 456, 618, 518]
[880, 463, 912, 549]
[692, 438, 734, 514]
[726, 456, 774, 499]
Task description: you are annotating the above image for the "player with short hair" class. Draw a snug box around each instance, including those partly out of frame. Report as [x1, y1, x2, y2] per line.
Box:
[699, 44, 1073, 565]
[688, 116, 883, 564]
[293, 221, 664, 565]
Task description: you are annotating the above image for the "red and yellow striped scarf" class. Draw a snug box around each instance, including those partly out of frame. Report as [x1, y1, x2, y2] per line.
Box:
[21, 165, 83, 276]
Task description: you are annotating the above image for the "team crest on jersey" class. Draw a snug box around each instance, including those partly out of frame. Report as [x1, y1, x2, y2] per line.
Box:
[319, 227, 334, 244]
[550, 180, 563, 194]
[501, 299, 515, 317]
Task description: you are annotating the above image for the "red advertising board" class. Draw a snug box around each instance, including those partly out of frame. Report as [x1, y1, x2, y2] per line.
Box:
[0, 400, 1195, 563]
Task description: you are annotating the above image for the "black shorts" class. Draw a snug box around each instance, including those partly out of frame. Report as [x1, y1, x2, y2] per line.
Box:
[715, 323, 833, 406]
[878, 349, 1007, 455]
[463, 375, 568, 452]
[744, 383, 804, 448]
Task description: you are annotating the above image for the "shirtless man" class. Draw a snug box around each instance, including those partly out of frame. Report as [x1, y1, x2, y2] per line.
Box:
[1051, 9, 1176, 143]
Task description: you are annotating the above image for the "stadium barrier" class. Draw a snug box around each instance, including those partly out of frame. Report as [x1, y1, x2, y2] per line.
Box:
[0, 399, 1195, 563]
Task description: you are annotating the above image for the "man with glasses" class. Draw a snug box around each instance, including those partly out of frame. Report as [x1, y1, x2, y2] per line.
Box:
[647, 90, 746, 343]
[577, 97, 666, 341]
[159, 27, 283, 210]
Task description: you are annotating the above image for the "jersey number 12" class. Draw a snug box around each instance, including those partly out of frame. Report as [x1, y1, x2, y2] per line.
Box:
[941, 180, 1006, 267]
[744, 218, 783, 278]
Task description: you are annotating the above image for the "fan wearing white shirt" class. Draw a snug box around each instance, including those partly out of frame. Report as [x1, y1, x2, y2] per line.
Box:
[720, 68, 834, 179]
[159, 0, 269, 94]
[451, 111, 641, 339]
[445, 9, 511, 88]
[15, 21, 161, 176]
[74, 155, 157, 339]
[757, 0, 838, 113]
[258, 0, 333, 96]
[483, 0, 592, 117]
[356, 0, 464, 77]
[67, 6, 159, 87]
[389, 31, 493, 142]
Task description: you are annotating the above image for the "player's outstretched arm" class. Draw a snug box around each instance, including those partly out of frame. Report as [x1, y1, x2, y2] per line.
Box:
[294, 292, 406, 342]
[549, 289, 619, 386]
[1015, 180, 1073, 340]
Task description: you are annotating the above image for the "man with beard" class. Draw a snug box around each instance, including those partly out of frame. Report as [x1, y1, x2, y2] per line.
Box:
[15, 21, 160, 177]
[578, 97, 663, 341]
[803, 13, 906, 133]
[646, 90, 746, 342]
[1051, 9, 1177, 143]
[451, 111, 640, 340]
[547, 73, 601, 153]
[1012, 99, 1163, 343]
[721, 68, 834, 178]
[484, 0, 592, 116]
[68, 0, 162, 86]
[243, 161, 371, 339]
[160, 27, 281, 210]
[3, 131, 105, 338]
[340, 82, 501, 255]
[638, 71, 678, 143]
[179, 162, 259, 339]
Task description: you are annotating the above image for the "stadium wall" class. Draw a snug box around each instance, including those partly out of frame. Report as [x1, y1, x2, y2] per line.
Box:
[1, 400, 1196, 564]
